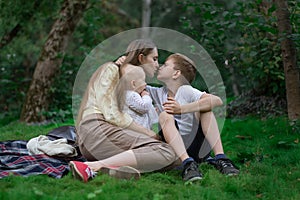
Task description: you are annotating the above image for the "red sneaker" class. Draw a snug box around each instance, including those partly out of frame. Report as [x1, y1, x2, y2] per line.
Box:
[100, 166, 140, 180]
[69, 161, 96, 182]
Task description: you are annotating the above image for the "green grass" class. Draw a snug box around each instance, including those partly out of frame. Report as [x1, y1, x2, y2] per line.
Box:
[0, 117, 299, 200]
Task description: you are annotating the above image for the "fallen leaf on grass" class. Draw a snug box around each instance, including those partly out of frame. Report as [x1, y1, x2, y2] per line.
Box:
[235, 135, 252, 140]
[276, 141, 297, 149]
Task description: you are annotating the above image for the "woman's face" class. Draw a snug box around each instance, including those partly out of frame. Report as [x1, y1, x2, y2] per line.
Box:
[139, 48, 159, 78]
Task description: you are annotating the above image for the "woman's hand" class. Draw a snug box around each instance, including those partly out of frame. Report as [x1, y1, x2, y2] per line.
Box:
[162, 97, 182, 114]
[114, 56, 126, 66]
[127, 121, 160, 140]
[151, 134, 162, 141]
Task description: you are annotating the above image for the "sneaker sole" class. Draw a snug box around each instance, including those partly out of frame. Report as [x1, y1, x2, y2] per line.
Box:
[100, 166, 141, 180]
[184, 176, 202, 185]
[226, 172, 239, 176]
[69, 161, 85, 182]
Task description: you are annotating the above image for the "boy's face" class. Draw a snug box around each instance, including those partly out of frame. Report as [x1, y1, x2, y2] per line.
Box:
[157, 58, 176, 82]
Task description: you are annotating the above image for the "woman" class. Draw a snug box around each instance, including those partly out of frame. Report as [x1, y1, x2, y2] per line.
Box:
[69, 39, 177, 182]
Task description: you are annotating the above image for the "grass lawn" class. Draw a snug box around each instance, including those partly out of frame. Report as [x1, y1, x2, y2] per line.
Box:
[0, 117, 299, 200]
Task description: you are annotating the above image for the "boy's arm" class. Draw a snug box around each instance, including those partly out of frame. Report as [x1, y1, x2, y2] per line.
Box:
[163, 93, 223, 114]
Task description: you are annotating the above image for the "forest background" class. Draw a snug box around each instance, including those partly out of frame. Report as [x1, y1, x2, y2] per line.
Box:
[0, 0, 299, 125]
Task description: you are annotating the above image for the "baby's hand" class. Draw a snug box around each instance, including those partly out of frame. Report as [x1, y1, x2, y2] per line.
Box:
[140, 90, 149, 96]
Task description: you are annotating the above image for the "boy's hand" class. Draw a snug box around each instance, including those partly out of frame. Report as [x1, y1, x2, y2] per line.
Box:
[163, 97, 181, 114]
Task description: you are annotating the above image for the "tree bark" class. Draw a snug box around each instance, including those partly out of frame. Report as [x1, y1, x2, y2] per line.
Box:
[0, 24, 22, 49]
[20, 0, 88, 123]
[275, 0, 300, 120]
[141, 0, 152, 38]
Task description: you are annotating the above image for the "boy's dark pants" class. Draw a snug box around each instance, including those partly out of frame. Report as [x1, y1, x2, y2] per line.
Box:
[158, 119, 211, 163]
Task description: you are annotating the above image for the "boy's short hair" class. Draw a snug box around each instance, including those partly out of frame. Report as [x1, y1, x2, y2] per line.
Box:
[167, 53, 197, 83]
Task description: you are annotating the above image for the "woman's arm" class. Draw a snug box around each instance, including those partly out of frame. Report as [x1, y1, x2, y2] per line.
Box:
[163, 94, 223, 114]
[94, 63, 133, 128]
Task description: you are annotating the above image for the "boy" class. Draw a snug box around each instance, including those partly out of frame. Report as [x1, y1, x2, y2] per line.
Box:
[147, 53, 239, 176]
[121, 64, 203, 183]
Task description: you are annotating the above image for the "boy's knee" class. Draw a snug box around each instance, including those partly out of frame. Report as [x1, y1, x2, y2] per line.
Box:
[159, 111, 174, 124]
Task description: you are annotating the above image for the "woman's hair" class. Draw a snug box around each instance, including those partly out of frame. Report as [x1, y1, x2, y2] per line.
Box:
[123, 39, 157, 66]
[167, 53, 197, 84]
[116, 39, 156, 112]
[76, 39, 156, 127]
[76, 63, 107, 127]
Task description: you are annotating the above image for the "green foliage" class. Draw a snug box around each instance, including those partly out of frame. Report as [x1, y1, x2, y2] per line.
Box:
[0, 0, 139, 122]
[0, 117, 299, 199]
[1, 0, 299, 121]
[178, 0, 299, 97]
[0, 0, 63, 120]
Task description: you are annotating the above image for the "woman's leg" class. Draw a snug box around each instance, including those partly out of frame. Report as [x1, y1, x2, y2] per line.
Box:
[78, 114, 177, 173]
[85, 150, 137, 171]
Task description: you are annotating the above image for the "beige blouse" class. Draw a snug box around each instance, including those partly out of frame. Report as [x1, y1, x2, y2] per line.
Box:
[82, 62, 133, 128]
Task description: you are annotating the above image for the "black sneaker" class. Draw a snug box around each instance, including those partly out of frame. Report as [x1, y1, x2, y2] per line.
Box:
[205, 156, 217, 166]
[215, 158, 239, 176]
[182, 161, 203, 183]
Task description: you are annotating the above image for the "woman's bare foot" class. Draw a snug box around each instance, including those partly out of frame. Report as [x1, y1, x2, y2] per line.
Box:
[84, 161, 103, 172]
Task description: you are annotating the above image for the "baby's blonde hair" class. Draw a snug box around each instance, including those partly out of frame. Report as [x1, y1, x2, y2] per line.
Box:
[116, 64, 145, 111]
[122, 64, 145, 89]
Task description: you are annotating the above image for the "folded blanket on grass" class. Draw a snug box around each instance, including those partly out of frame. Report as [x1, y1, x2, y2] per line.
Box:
[0, 140, 84, 179]
[27, 135, 78, 157]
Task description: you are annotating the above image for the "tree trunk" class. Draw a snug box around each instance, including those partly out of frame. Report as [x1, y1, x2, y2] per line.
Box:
[229, 66, 240, 97]
[20, 0, 88, 123]
[0, 1, 42, 49]
[141, 0, 152, 38]
[274, 0, 300, 120]
[0, 24, 22, 49]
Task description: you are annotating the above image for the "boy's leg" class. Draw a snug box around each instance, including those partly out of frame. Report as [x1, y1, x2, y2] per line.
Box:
[159, 111, 189, 162]
[159, 111, 203, 182]
[186, 116, 211, 163]
[198, 111, 224, 155]
[197, 111, 239, 175]
[158, 113, 210, 163]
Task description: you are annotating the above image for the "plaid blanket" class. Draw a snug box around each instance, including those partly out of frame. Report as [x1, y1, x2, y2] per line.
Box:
[0, 140, 84, 179]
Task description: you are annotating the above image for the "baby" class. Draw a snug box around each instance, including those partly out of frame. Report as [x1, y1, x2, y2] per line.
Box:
[120, 65, 158, 130]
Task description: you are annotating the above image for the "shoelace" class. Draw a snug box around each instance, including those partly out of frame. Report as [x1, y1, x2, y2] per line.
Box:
[186, 162, 198, 172]
[219, 160, 234, 168]
[85, 167, 97, 178]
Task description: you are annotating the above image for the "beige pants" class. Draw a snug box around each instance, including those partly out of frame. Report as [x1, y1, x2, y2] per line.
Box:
[77, 114, 177, 172]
